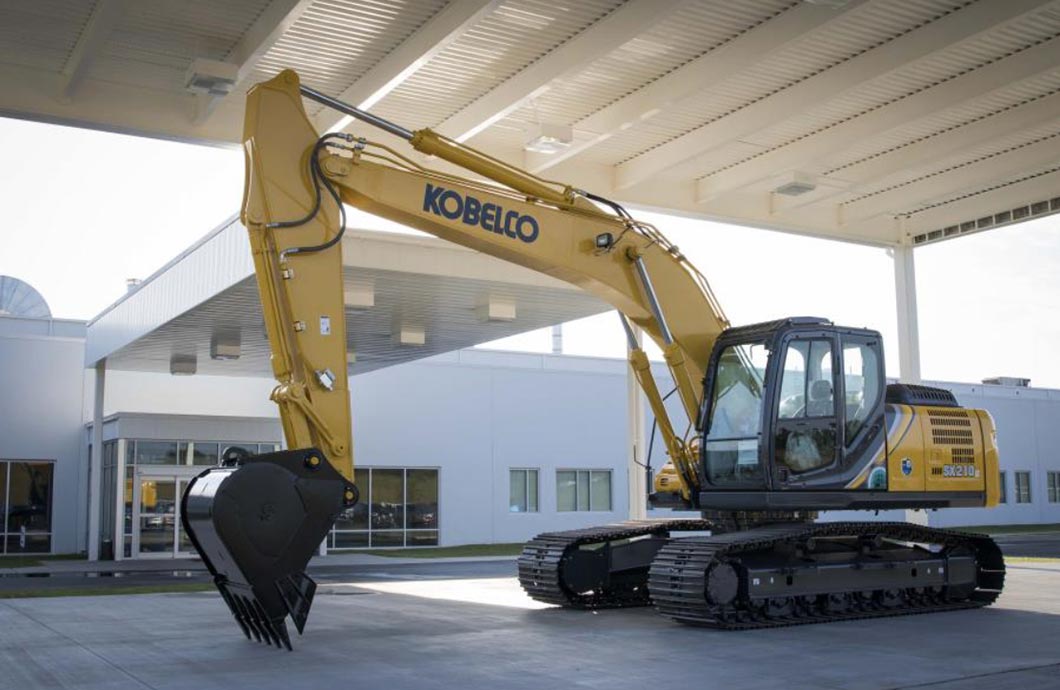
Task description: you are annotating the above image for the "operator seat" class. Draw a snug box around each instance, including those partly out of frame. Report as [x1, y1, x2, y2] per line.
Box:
[805, 379, 834, 417]
[781, 380, 835, 473]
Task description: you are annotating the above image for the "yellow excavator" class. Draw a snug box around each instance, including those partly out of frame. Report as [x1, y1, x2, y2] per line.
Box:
[182, 70, 1004, 649]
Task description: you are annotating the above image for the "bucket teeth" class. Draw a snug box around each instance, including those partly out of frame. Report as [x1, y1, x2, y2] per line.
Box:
[213, 578, 299, 651]
[253, 599, 287, 650]
[236, 596, 263, 643]
[276, 572, 317, 635]
[248, 599, 271, 646]
[218, 584, 252, 640]
[277, 624, 293, 651]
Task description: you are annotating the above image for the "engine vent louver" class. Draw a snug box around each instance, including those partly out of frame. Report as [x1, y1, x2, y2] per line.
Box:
[927, 409, 975, 449]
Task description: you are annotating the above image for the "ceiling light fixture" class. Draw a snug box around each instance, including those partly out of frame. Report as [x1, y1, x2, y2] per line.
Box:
[803, 0, 852, 8]
[524, 122, 572, 154]
[185, 58, 239, 96]
[773, 172, 817, 197]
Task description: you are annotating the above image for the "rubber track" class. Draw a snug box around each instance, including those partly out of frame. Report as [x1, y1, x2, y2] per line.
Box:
[518, 519, 712, 609]
[648, 521, 1005, 629]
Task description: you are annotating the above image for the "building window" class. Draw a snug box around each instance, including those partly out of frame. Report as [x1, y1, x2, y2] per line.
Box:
[1015, 471, 1032, 504]
[135, 441, 180, 465]
[186, 442, 219, 466]
[1, 460, 54, 554]
[509, 469, 539, 513]
[1048, 472, 1060, 503]
[123, 439, 280, 469]
[998, 471, 1007, 504]
[557, 470, 611, 512]
[330, 467, 439, 548]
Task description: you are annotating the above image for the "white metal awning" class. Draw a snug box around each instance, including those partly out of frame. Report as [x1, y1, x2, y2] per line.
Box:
[86, 218, 608, 376]
[2, 0, 1059, 247]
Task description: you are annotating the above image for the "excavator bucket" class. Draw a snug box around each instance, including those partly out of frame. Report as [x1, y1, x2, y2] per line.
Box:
[181, 447, 350, 650]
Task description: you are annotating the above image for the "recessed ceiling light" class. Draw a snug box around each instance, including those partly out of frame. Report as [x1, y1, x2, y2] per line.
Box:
[774, 172, 817, 197]
[525, 122, 572, 154]
[185, 58, 238, 96]
[803, 0, 852, 8]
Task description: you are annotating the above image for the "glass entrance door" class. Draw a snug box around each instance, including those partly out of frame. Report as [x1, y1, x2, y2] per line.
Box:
[175, 478, 195, 556]
[137, 478, 175, 556]
[133, 473, 198, 558]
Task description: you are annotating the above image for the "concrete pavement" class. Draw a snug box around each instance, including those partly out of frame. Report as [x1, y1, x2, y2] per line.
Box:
[1, 559, 1058, 690]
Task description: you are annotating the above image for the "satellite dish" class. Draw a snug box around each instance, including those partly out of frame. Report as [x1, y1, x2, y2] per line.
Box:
[0, 276, 51, 318]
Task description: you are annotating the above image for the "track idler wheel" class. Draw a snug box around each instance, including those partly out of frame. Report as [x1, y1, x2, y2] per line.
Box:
[181, 447, 356, 650]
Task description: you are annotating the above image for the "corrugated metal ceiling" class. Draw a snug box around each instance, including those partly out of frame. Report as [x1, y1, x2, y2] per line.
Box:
[91, 0, 273, 91]
[596, 0, 972, 166]
[2, 0, 1059, 246]
[823, 72, 1060, 175]
[491, 0, 794, 138]
[371, 0, 623, 127]
[841, 120, 1060, 205]
[0, 0, 96, 72]
[247, 0, 448, 113]
[720, 3, 1060, 163]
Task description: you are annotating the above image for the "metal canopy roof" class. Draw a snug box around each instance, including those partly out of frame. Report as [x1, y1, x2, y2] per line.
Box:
[2, 0, 1060, 247]
[86, 218, 608, 376]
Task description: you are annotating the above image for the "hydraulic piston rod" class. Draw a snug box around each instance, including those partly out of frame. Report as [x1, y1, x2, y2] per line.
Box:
[632, 255, 675, 345]
[299, 85, 414, 140]
[299, 84, 581, 211]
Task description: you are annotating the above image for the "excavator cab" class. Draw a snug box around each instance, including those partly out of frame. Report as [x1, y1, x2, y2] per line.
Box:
[695, 317, 895, 509]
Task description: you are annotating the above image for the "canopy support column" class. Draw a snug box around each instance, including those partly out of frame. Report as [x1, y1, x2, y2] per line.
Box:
[894, 245, 928, 526]
[893, 244, 922, 384]
[87, 359, 105, 561]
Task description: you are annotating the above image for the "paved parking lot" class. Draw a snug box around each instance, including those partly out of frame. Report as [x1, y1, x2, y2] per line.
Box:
[1, 557, 1058, 690]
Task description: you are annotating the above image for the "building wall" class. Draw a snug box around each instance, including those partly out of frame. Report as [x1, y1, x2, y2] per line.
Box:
[0, 317, 88, 554]
[83, 369, 277, 420]
[351, 350, 629, 546]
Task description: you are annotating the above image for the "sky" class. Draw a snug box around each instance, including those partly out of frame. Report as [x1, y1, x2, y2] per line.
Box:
[1, 115, 1058, 387]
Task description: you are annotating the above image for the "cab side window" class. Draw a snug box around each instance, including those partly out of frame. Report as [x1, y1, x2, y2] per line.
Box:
[777, 340, 834, 420]
[774, 339, 836, 473]
[806, 340, 834, 417]
[777, 341, 807, 419]
[842, 339, 882, 446]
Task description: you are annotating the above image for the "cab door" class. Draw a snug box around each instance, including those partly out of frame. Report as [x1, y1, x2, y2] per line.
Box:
[771, 335, 840, 485]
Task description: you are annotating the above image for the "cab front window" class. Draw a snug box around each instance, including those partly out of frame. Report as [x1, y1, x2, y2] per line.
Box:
[704, 342, 768, 485]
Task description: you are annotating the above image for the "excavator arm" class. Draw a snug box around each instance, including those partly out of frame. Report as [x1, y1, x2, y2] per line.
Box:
[183, 69, 734, 648]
